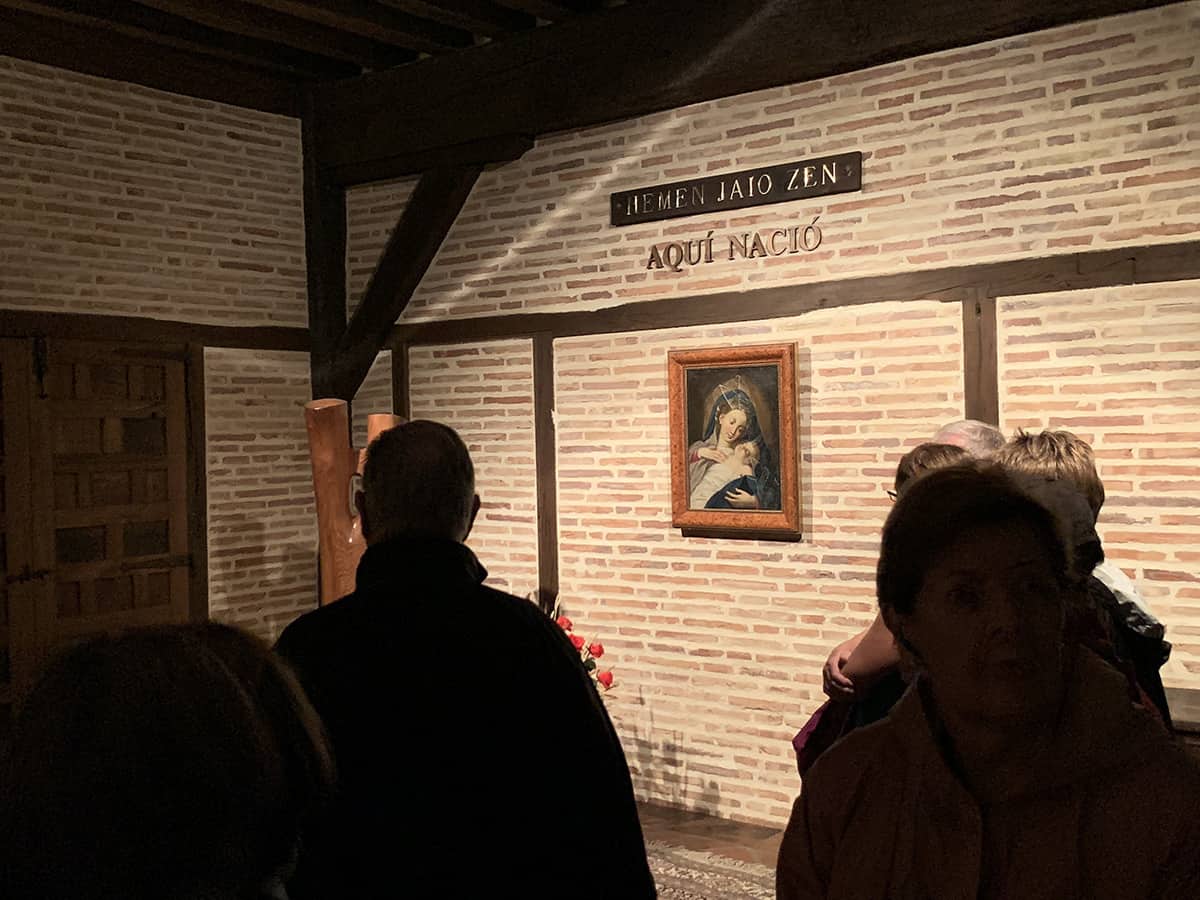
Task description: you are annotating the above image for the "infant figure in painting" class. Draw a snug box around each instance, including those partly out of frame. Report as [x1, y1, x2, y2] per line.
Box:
[687, 387, 780, 511]
[689, 438, 760, 508]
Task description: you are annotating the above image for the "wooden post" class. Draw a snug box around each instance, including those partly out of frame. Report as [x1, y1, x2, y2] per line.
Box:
[304, 399, 403, 604]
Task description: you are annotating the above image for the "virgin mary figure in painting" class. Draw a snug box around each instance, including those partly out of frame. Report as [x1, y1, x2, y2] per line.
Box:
[687, 386, 781, 511]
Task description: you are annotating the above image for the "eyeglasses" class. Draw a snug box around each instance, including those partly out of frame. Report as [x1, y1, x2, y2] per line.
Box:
[886, 490, 898, 502]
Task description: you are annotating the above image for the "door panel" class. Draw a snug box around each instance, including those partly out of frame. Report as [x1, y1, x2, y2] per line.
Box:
[27, 340, 191, 662]
[0, 339, 43, 700]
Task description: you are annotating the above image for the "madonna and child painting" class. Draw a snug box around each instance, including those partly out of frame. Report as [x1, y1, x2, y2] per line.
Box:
[667, 343, 801, 541]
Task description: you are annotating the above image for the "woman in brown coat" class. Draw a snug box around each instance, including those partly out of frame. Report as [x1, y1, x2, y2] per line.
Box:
[777, 462, 1200, 900]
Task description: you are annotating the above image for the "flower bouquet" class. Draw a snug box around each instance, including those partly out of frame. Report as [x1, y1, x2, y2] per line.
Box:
[554, 611, 614, 693]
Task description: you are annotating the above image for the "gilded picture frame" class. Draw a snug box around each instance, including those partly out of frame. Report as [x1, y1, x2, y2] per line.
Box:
[668, 343, 800, 541]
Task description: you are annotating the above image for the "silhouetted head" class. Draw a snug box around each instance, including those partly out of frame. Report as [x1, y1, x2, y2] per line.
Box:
[893, 442, 971, 497]
[358, 420, 480, 545]
[878, 461, 1076, 726]
[0, 624, 332, 900]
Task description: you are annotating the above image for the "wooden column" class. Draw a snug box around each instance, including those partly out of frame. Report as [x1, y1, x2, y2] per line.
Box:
[302, 96, 348, 401]
[962, 290, 999, 425]
[532, 333, 559, 614]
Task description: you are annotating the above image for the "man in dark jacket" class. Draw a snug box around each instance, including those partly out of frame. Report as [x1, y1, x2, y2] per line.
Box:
[277, 420, 656, 899]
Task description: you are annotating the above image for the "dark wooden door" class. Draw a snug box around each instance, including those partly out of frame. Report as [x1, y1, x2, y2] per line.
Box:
[0, 338, 193, 700]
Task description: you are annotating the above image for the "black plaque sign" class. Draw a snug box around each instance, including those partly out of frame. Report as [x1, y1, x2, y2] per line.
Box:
[610, 151, 862, 227]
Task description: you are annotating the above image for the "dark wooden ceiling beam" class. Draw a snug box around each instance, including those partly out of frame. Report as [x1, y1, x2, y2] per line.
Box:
[325, 165, 482, 399]
[494, 0, 598, 20]
[303, 104, 350, 400]
[1, 0, 358, 79]
[326, 133, 533, 186]
[0, 6, 299, 114]
[236, 0, 474, 54]
[132, 0, 415, 69]
[375, 0, 536, 37]
[312, 0, 1177, 172]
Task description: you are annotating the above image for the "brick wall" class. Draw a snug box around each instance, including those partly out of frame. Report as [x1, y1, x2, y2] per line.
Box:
[393, 1, 1199, 321]
[376, 2, 1200, 827]
[0, 57, 307, 327]
[351, 351, 394, 449]
[997, 280, 1200, 688]
[407, 340, 540, 599]
[550, 301, 962, 824]
[204, 349, 317, 642]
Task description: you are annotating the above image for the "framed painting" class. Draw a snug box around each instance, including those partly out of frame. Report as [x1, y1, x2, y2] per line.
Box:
[667, 343, 800, 541]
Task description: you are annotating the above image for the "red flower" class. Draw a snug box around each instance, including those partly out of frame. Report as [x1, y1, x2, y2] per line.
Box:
[588, 642, 605, 659]
[556, 615, 573, 631]
[596, 671, 614, 689]
[570, 634, 585, 650]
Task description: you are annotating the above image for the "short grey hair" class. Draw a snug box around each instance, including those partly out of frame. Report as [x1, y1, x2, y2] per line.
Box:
[932, 419, 1005, 458]
[361, 421, 475, 543]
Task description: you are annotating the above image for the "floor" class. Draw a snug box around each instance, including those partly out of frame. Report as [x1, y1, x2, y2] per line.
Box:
[638, 801, 784, 868]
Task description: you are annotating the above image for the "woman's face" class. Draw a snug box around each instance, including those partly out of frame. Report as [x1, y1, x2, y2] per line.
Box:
[718, 409, 748, 446]
[890, 520, 1067, 726]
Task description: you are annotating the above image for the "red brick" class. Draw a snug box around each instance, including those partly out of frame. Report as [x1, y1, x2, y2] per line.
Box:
[1043, 33, 1136, 62]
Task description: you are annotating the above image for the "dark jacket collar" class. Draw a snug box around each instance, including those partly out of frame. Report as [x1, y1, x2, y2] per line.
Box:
[891, 648, 1169, 805]
[354, 536, 488, 592]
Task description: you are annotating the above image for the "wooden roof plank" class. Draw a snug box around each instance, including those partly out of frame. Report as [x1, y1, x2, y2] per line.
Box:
[1, 0, 358, 78]
[0, 6, 300, 115]
[132, 0, 416, 68]
[375, 0, 536, 37]
[237, 0, 474, 54]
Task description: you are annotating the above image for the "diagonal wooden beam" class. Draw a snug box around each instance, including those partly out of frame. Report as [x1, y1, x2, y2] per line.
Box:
[325, 165, 482, 399]
[312, 0, 1177, 173]
[134, 0, 416, 69]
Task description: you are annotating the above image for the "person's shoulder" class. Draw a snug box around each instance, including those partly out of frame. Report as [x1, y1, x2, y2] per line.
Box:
[469, 584, 561, 637]
[1127, 733, 1200, 803]
[802, 708, 908, 805]
[275, 591, 364, 657]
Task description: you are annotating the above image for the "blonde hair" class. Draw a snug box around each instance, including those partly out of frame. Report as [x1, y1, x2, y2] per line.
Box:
[994, 429, 1105, 521]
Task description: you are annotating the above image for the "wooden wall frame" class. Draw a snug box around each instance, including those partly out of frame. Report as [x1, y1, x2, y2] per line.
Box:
[388, 239, 1200, 607]
[668, 343, 800, 541]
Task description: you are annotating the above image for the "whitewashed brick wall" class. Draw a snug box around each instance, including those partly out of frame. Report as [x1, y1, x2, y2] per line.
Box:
[205, 349, 317, 642]
[363, 2, 1200, 827]
[547, 301, 963, 824]
[998, 281, 1200, 688]
[407, 340, 539, 599]
[351, 351, 394, 449]
[0, 57, 307, 327]
[384, 1, 1200, 321]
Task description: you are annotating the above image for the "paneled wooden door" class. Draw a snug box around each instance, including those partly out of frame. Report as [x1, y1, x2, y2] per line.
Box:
[1, 338, 194, 700]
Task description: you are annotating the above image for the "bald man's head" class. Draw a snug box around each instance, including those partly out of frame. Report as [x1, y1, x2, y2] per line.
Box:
[932, 419, 1005, 458]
